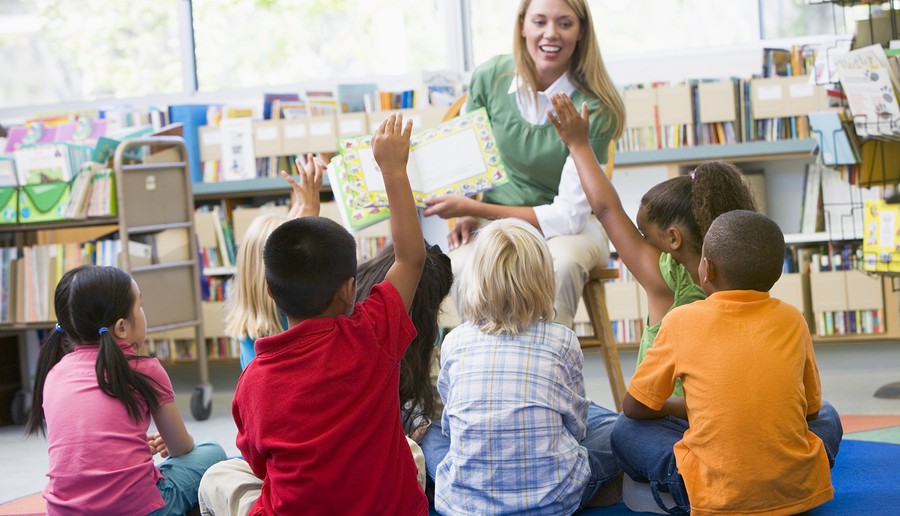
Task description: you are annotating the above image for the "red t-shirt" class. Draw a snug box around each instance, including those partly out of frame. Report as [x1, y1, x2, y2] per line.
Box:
[234, 281, 428, 515]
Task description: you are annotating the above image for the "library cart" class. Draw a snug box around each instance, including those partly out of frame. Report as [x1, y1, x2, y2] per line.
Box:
[114, 137, 213, 420]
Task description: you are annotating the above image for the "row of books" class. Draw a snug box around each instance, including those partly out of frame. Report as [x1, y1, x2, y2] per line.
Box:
[617, 74, 829, 152]
[146, 337, 241, 363]
[195, 205, 236, 269]
[784, 242, 884, 337]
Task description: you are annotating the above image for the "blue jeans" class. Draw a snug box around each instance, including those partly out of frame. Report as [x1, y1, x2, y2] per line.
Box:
[421, 402, 621, 506]
[610, 401, 844, 515]
[149, 440, 227, 516]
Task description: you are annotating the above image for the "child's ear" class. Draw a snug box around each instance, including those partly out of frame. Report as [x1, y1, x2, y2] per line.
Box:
[113, 317, 129, 340]
[702, 256, 716, 284]
[337, 277, 356, 308]
[666, 226, 683, 250]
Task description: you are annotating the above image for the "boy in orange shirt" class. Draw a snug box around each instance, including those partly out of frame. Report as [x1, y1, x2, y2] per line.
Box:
[612, 210, 841, 515]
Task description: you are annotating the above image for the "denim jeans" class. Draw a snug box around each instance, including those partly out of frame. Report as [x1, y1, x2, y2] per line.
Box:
[610, 401, 844, 515]
[421, 402, 621, 506]
[148, 440, 227, 516]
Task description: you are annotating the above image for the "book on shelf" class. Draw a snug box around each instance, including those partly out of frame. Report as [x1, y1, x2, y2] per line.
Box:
[263, 93, 300, 120]
[808, 110, 861, 166]
[337, 83, 378, 113]
[326, 107, 509, 231]
[832, 44, 900, 139]
[13, 143, 93, 185]
[219, 118, 257, 181]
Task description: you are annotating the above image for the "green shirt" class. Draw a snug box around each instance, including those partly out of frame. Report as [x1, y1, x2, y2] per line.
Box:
[465, 54, 614, 207]
[638, 252, 706, 397]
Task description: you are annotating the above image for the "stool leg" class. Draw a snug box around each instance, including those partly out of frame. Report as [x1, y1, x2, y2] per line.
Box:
[584, 279, 627, 412]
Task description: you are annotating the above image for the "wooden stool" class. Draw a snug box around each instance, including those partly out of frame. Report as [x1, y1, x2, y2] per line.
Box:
[578, 267, 628, 412]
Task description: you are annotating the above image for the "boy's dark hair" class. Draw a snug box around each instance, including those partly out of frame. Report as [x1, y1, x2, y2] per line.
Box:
[356, 242, 453, 431]
[27, 265, 162, 436]
[704, 210, 784, 292]
[641, 161, 758, 253]
[264, 216, 357, 319]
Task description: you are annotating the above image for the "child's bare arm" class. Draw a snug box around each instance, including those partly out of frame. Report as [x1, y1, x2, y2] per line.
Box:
[548, 92, 673, 319]
[151, 402, 195, 457]
[623, 392, 687, 420]
[370, 113, 425, 311]
[283, 153, 325, 218]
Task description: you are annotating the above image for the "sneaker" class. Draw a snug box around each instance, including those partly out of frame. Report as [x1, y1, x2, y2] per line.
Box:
[622, 474, 675, 514]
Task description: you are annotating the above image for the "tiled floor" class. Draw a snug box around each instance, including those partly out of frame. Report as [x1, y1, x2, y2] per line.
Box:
[1, 340, 898, 509]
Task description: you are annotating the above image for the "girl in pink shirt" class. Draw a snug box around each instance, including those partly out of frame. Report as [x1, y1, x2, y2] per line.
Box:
[26, 265, 225, 515]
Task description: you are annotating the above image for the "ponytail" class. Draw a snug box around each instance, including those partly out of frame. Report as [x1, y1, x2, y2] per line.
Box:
[96, 328, 161, 422]
[25, 327, 69, 436]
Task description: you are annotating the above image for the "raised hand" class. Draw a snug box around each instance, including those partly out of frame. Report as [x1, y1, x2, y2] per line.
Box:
[282, 153, 325, 218]
[547, 92, 591, 150]
[371, 113, 413, 176]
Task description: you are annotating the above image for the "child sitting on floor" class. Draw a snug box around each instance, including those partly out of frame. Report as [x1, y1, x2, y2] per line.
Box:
[423, 217, 622, 515]
[26, 265, 226, 515]
[612, 210, 840, 515]
[198, 113, 428, 515]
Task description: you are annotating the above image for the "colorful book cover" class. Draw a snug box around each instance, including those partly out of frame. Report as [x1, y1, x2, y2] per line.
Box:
[334, 107, 508, 210]
[337, 83, 377, 113]
[326, 155, 391, 232]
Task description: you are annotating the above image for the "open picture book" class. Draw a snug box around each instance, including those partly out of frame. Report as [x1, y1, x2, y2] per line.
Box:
[326, 107, 508, 230]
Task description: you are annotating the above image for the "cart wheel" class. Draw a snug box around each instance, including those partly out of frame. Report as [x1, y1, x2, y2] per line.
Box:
[11, 389, 30, 426]
[191, 387, 212, 421]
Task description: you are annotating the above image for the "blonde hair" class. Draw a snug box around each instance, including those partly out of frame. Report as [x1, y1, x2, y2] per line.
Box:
[513, 0, 625, 139]
[225, 214, 288, 340]
[460, 218, 555, 335]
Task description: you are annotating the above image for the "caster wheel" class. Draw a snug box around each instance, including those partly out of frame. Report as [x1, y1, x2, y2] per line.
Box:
[191, 386, 212, 421]
[11, 390, 30, 426]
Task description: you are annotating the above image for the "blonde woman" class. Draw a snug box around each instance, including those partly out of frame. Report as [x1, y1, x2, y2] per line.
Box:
[423, 0, 624, 329]
[422, 218, 622, 515]
[225, 153, 324, 369]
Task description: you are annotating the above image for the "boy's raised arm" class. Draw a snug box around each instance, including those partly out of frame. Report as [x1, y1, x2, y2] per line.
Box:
[371, 113, 425, 311]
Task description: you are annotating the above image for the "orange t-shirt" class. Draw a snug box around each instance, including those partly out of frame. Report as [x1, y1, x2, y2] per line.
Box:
[629, 290, 833, 516]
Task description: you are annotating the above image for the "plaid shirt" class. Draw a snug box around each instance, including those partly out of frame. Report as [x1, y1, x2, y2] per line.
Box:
[434, 321, 591, 515]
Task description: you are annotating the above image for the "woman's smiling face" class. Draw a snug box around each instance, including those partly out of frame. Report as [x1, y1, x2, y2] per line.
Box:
[521, 0, 582, 90]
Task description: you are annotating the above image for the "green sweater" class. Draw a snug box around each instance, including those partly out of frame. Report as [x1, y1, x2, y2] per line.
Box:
[465, 54, 614, 207]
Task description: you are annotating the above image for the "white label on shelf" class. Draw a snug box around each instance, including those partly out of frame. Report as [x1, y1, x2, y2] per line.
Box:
[201, 131, 222, 145]
[339, 119, 364, 135]
[310, 122, 332, 136]
[284, 124, 307, 138]
[757, 85, 782, 100]
[789, 83, 815, 98]
[256, 126, 278, 141]
[878, 210, 896, 248]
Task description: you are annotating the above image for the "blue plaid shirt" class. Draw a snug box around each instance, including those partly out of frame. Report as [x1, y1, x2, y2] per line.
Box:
[435, 321, 591, 515]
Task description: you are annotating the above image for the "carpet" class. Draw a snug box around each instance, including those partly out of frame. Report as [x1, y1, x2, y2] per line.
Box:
[7, 419, 899, 515]
[576, 439, 900, 515]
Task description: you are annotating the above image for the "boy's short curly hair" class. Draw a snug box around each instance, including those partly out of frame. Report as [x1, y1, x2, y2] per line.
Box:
[263, 216, 357, 319]
[703, 210, 784, 292]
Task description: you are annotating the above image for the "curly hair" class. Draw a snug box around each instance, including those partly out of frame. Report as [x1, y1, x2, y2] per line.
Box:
[641, 160, 758, 253]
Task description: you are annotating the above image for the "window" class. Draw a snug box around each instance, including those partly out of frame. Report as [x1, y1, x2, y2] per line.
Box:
[0, 0, 184, 108]
[192, 0, 451, 91]
[469, 0, 761, 68]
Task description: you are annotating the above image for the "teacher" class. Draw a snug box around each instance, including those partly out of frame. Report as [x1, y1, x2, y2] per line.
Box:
[423, 0, 624, 328]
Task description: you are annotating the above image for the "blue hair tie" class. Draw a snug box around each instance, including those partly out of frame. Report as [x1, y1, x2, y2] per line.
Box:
[54, 323, 64, 334]
[98, 327, 109, 336]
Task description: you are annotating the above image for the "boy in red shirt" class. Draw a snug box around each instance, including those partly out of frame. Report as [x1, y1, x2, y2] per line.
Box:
[199, 113, 427, 515]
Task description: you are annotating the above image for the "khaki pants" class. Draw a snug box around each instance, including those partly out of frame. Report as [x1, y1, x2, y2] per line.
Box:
[198, 438, 427, 515]
[447, 216, 609, 328]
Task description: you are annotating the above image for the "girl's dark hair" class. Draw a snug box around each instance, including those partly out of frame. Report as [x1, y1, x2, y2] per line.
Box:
[356, 243, 453, 432]
[25, 264, 83, 436]
[26, 265, 161, 436]
[640, 160, 758, 253]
